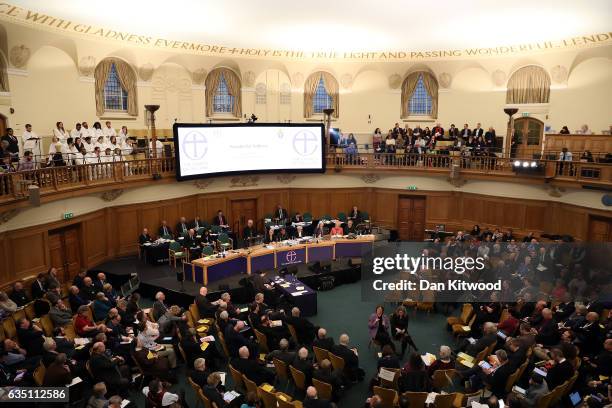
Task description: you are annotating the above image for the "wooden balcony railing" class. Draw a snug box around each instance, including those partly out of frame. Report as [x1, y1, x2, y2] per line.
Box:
[325, 152, 612, 184]
[0, 153, 610, 206]
[0, 157, 175, 203]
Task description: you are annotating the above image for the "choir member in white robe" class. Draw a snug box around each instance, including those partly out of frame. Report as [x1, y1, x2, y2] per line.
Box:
[81, 122, 94, 139]
[118, 126, 129, 145]
[83, 136, 95, 153]
[70, 123, 82, 140]
[103, 121, 117, 140]
[53, 122, 69, 144]
[22, 124, 41, 157]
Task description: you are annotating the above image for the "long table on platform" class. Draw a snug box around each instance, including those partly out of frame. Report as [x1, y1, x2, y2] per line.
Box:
[185, 235, 374, 285]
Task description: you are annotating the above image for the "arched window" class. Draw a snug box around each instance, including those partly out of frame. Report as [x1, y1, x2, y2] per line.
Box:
[313, 77, 332, 113]
[104, 64, 128, 111]
[213, 73, 235, 113]
[401, 71, 438, 119]
[94, 58, 138, 116]
[304, 71, 339, 118]
[506, 65, 550, 104]
[409, 75, 432, 115]
[205, 67, 242, 118]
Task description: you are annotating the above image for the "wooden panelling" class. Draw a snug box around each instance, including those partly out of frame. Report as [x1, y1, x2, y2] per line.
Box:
[524, 205, 547, 232]
[9, 231, 47, 278]
[115, 208, 139, 255]
[83, 214, 107, 266]
[1, 187, 610, 285]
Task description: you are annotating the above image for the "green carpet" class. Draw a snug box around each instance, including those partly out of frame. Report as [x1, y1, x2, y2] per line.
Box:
[128, 282, 458, 407]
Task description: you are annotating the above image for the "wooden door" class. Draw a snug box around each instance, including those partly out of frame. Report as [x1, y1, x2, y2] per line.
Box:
[0, 115, 6, 138]
[48, 226, 82, 282]
[588, 216, 612, 242]
[397, 196, 426, 241]
[230, 199, 258, 234]
[512, 118, 543, 158]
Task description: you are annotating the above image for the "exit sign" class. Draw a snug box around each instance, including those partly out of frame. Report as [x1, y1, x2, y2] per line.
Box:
[62, 212, 73, 220]
[406, 185, 418, 190]
[522, 112, 530, 117]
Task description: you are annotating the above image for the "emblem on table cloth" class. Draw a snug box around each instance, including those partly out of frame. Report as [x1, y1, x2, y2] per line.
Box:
[181, 131, 208, 160]
[286, 250, 298, 263]
[292, 130, 318, 156]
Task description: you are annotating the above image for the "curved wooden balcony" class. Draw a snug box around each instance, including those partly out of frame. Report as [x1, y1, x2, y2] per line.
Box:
[0, 153, 610, 209]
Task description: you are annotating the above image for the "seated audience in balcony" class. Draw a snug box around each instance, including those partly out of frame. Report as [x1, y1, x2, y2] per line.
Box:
[558, 147, 573, 161]
[17, 151, 35, 171]
[559, 125, 570, 134]
[448, 124, 458, 138]
[460, 123, 471, 138]
[580, 150, 594, 162]
[579, 124, 592, 135]
[473, 122, 484, 137]
[432, 123, 444, 137]
[372, 128, 382, 150]
[384, 134, 396, 153]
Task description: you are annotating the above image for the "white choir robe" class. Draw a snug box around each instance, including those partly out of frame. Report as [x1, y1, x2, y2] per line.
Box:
[117, 131, 128, 145]
[22, 130, 41, 156]
[81, 128, 94, 139]
[103, 126, 117, 140]
[83, 141, 95, 153]
[70, 129, 82, 140]
[53, 128, 69, 144]
[93, 129, 104, 140]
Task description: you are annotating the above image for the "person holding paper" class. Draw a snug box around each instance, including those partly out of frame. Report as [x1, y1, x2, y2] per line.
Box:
[202, 372, 229, 407]
[133, 338, 173, 382]
[514, 372, 549, 407]
[427, 345, 455, 377]
[142, 379, 180, 407]
[368, 305, 392, 348]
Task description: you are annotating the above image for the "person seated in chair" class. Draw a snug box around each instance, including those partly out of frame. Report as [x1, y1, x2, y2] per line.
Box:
[183, 228, 201, 258]
[343, 219, 357, 235]
[330, 334, 364, 382]
[158, 220, 172, 237]
[231, 346, 274, 385]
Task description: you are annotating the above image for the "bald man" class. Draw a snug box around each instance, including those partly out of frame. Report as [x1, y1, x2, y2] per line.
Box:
[312, 327, 334, 351]
[304, 386, 334, 408]
[330, 334, 363, 381]
[230, 346, 274, 385]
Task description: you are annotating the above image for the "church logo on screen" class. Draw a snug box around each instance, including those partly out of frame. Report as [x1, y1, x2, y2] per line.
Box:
[292, 130, 318, 156]
[182, 131, 208, 160]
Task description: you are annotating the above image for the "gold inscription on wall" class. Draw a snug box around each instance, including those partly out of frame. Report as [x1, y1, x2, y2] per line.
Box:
[0, 3, 611, 61]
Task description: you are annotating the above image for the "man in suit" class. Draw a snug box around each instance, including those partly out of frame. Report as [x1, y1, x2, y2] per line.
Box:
[273, 204, 288, 221]
[484, 127, 496, 145]
[176, 217, 189, 236]
[348, 206, 361, 223]
[432, 123, 444, 137]
[183, 229, 201, 258]
[9, 281, 29, 307]
[517, 373, 549, 408]
[213, 210, 228, 227]
[534, 308, 560, 347]
[31, 273, 47, 300]
[225, 321, 256, 358]
[573, 312, 604, 356]
[151, 291, 168, 321]
[89, 342, 129, 395]
[465, 322, 497, 356]
[312, 328, 334, 351]
[483, 349, 514, 398]
[231, 346, 274, 385]
[139, 228, 152, 245]
[343, 220, 357, 235]
[303, 385, 334, 408]
[448, 124, 459, 138]
[291, 347, 314, 383]
[43, 353, 72, 387]
[286, 307, 316, 346]
[459, 124, 471, 138]
[546, 348, 575, 389]
[191, 216, 204, 231]
[158, 220, 172, 237]
[292, 225, 306, 239]
[16, 319, 45, 356]
[93, 273, 106, 293]
[243, 219, 257, 244]
[313, 358, 343, 400]
[195, 286, 220, 318]
[330, 334, 363, 381]
[1, 128, 19, 161]
[472, 123, 484, 137]
[266, 338, 295, 365]
[80, 277, 97, 301]
[293, 212, 304, 223]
